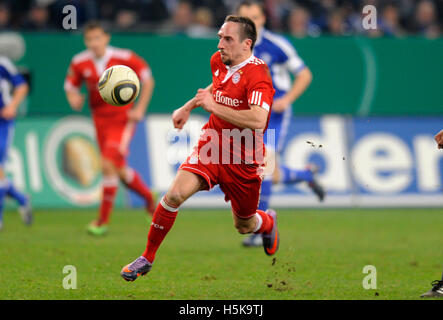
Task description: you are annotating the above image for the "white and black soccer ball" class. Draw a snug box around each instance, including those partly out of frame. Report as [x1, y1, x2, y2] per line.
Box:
[98, 65, 140, 106]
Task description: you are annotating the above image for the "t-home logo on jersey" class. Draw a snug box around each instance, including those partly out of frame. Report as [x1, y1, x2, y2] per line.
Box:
[214, 90, 241, 107]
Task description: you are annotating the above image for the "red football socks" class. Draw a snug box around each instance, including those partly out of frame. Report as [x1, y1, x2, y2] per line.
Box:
[142, 198, 178, 263]
[254, 209, 274, 235]
[123, 168, 153, 203]
[98, 177, 119, 225]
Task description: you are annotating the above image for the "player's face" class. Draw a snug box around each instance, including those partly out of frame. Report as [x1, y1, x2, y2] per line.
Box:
[84, 28, 110, 58]
[217, 22, 250, 66]
[238, 4, 266, 31]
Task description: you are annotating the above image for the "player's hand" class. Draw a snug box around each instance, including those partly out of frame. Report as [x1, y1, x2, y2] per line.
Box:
[272, 97, 291, 113]
[0, 104, 17, 120]
[128, 107, 145, 122]
[172, 106, 190, 130]
[194, 89, 215, 113]
[68, 92, 85, 111]
[435, 129, 443, 149]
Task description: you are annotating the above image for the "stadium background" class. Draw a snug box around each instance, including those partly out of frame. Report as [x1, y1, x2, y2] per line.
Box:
[2, 0, 443, 209]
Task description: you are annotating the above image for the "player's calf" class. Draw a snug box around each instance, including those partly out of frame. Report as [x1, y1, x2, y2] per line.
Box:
[121, 198, 179, 282]
[233, 214, 256, 234]
[91, 175, 118, 233]
[102, 157, 119, 176]
[234, 209, 279, 255]
[120, 167, 156, 216]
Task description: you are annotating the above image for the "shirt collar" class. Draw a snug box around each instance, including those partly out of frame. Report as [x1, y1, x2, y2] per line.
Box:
[225, 53, 255, 71]
[221, 54, 255, 84]
[91, 46, 113, 62]
[92, 46, 113, 75]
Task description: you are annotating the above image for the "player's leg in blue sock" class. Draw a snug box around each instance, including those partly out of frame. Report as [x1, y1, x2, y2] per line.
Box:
[6, 180, 27, 206]
[5, 180, 32, 224]
[258, 178, 272, 211]
[280, 164, 325, 201]
[279, 165, 313, 184]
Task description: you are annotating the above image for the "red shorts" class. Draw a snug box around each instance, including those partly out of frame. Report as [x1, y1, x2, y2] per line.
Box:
[180, 154, 264, 219]
[92, 113, 135, 168]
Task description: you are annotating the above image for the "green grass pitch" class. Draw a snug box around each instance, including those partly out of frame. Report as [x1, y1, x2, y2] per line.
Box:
[0, 207, 442, 300]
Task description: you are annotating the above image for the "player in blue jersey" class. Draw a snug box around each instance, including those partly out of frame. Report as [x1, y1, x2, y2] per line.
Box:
[237, 1, 325, 247]
[0, 56, 32, 230]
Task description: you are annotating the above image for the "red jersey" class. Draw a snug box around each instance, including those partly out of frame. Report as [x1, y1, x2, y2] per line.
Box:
[64, 46, 151, 118]
[203, 51, 275, 164]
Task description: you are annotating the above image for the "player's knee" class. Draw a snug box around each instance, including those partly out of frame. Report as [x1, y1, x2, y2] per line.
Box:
[102, 158, 117, 175]
[117, 167, 130, 182]
[165, 188, 186, 207]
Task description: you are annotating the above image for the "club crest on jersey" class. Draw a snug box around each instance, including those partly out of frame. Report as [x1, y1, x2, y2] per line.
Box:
[232, 72, 241, 84]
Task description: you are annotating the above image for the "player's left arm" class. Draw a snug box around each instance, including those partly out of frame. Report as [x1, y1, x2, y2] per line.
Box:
[196, 88, 268, 129]
[172, 84, 213, 130]
[273, 67, 312, 112]
[0, 58, 29, 120]
[273, 42, 312, 112]
[127, 53, 155, 122]
[195, 68, 273, 130]
[216, 103, 268, 130]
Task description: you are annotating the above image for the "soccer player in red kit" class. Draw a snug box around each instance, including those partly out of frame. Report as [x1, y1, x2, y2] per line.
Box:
[121, 15, 278, 281]
[64, 22, 156, 236]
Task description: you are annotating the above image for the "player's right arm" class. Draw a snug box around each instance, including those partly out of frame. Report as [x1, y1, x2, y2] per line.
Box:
[172, 84, 212, 130]
[64, 62, 85, 111]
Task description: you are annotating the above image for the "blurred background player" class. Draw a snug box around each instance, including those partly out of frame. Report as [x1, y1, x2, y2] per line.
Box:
[420, 128, 443, 298]
[237, 1, 325, 247]
[0, 55, 32, 230]
[64, 21, 156, 236]
[120, 15, 278, 281]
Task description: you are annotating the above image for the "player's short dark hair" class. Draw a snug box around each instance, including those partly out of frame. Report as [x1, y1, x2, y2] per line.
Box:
[83, 21, 109, 35]
[236, 0, 266, 15]
[224, 15, 257, 50]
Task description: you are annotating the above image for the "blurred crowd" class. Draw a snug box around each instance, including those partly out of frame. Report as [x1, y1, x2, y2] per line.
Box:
[0, 0, 441, 38]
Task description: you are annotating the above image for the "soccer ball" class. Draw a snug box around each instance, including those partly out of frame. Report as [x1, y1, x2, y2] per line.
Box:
[98, 65, 140, 106]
